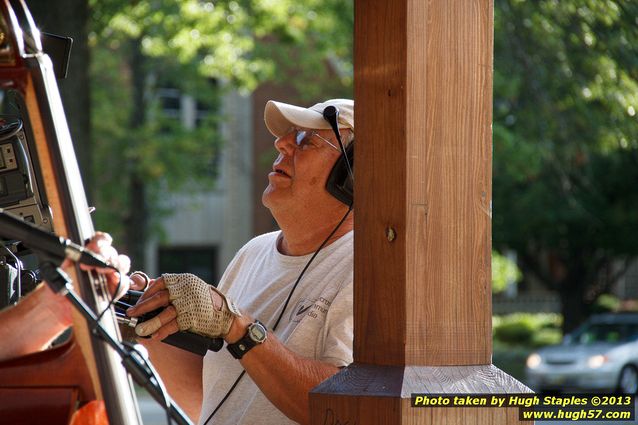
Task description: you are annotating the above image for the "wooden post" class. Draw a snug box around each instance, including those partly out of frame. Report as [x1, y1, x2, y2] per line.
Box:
[309, 1, 530, 423]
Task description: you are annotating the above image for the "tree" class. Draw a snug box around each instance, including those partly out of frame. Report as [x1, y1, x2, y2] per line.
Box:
[492, 0, 638, 332]
[492, 251, 522, 294]
[28, 0, 93, 198]
[33, 0, 633, 333]
[88, 0, 354, 267]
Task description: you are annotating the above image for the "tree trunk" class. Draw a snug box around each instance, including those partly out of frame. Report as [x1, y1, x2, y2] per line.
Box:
[125, 175, 147, 270]
[558, 257, 590, 334]
[27, 0, 93, 202]
[123, 38, 148, 270]
[558, 282, 589, 334]
[519, 249, 593, 334]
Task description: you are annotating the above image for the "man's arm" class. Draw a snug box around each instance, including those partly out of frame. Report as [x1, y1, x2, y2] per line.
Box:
[129, 275, 345, 425]
[226, 314, 339, 425]
[145, 311, 338, 425]
[0, 283, 71, 362]
[138, 338, 204, 422]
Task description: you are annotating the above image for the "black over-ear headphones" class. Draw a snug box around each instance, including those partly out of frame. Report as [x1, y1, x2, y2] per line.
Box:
[323, 106, 354, 207]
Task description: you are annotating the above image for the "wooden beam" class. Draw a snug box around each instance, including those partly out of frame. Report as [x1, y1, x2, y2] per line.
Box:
[355, 0, 493, 367]
[310, 0, 530, 423]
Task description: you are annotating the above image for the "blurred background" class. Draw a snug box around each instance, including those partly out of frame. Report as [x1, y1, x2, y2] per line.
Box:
[25, 0, 638, 406]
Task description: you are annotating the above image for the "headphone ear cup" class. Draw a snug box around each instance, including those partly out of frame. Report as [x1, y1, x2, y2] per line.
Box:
[325, 142, 354, 206]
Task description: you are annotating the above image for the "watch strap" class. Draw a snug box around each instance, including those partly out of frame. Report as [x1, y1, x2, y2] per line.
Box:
[227, 320, 267, 359]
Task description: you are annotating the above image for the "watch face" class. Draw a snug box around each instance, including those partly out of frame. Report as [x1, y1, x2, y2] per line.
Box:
[249, 322, 267, 342]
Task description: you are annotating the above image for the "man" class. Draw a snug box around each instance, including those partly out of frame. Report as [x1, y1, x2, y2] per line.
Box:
[0, 232, 132, 361]
[127, 98, 355, 425]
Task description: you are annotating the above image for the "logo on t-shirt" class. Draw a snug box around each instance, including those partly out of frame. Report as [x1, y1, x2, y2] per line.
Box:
[290, 297, 331, 323]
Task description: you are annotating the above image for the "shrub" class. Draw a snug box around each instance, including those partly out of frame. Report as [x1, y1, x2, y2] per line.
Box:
[493, 313, 562, 347]
[530, 327, 562, 347]
[590, 294, 621, 314]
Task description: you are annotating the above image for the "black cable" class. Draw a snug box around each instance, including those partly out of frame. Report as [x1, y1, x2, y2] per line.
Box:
[271, 206, 352, 331]
[90, 267, 173, 422]
[40, 262, 192, 425]
[204, 370, 245, 424]
[203, 206, 352, 424]
[123, 341, 174, 425]
[100, 268, 174, 425]
[94, 269, 175, 425]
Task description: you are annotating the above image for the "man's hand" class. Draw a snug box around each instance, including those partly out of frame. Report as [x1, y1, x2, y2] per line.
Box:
[63, 231, 131, 299]
[126, 273, 240, 340]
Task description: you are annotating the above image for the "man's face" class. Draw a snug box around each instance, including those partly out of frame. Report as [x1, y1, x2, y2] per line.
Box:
[262, 128, 348, 213]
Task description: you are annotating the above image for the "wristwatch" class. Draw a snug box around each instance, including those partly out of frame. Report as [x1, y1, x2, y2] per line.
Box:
[227, 320, 268, 359]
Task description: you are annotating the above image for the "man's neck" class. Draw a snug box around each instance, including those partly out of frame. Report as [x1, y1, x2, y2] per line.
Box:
[276, 210, 353, 256]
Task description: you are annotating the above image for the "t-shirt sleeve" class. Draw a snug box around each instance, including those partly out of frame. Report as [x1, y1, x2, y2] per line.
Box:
[319, 280, 353, 367]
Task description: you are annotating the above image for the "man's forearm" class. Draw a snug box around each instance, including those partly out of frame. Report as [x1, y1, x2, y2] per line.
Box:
[140, 338, 204, 422]
[227, 315, 340, 425]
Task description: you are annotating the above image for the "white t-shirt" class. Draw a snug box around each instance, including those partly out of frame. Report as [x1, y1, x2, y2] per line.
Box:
[198, 230, 354, 425]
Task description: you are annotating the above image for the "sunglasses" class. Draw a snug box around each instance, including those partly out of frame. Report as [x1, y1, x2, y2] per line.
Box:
[292, 129, 340, 152]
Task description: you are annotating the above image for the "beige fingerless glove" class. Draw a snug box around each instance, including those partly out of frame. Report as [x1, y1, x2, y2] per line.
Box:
[163, 273, 241, 338]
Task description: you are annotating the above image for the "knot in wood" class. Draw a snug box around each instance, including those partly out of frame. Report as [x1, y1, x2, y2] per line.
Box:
[385, 227, 396, 242]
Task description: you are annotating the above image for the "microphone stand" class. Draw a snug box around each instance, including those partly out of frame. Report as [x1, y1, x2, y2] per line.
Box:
[40, 261, 192, 425]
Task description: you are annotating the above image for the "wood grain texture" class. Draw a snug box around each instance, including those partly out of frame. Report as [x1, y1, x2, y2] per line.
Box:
[312, 363, 404, 397]
[354, 0, 493, 366]
[405, 0, 494, 365]
[402, 398, 525, 425]
[310, 364, 530, 424]
[311, 363, 531, 398]
[25, 75, 67, 237]
[310, 393, 400, 425]
[28, 57, 143, 422]
[401, 365, 532, 396]
[25, 74, 102, 398]
[353, 0, 408, 365]
[308, 0, 526, 423]
[0, 337, 95, 400]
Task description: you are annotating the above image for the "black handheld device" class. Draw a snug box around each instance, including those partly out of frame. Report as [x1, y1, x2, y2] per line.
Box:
[115, 291, 224, 356]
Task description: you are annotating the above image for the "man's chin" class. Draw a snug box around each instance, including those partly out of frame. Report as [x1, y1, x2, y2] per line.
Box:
[262, 187, 286, 210]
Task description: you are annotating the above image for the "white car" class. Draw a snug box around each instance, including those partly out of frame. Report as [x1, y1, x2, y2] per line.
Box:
[525, 313, 638, 394]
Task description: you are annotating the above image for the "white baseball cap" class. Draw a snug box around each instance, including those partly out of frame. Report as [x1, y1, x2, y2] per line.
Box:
[264, 98, 354, 138]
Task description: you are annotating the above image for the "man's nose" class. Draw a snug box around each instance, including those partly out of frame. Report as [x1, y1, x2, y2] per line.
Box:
[274, 133, 296, 156]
